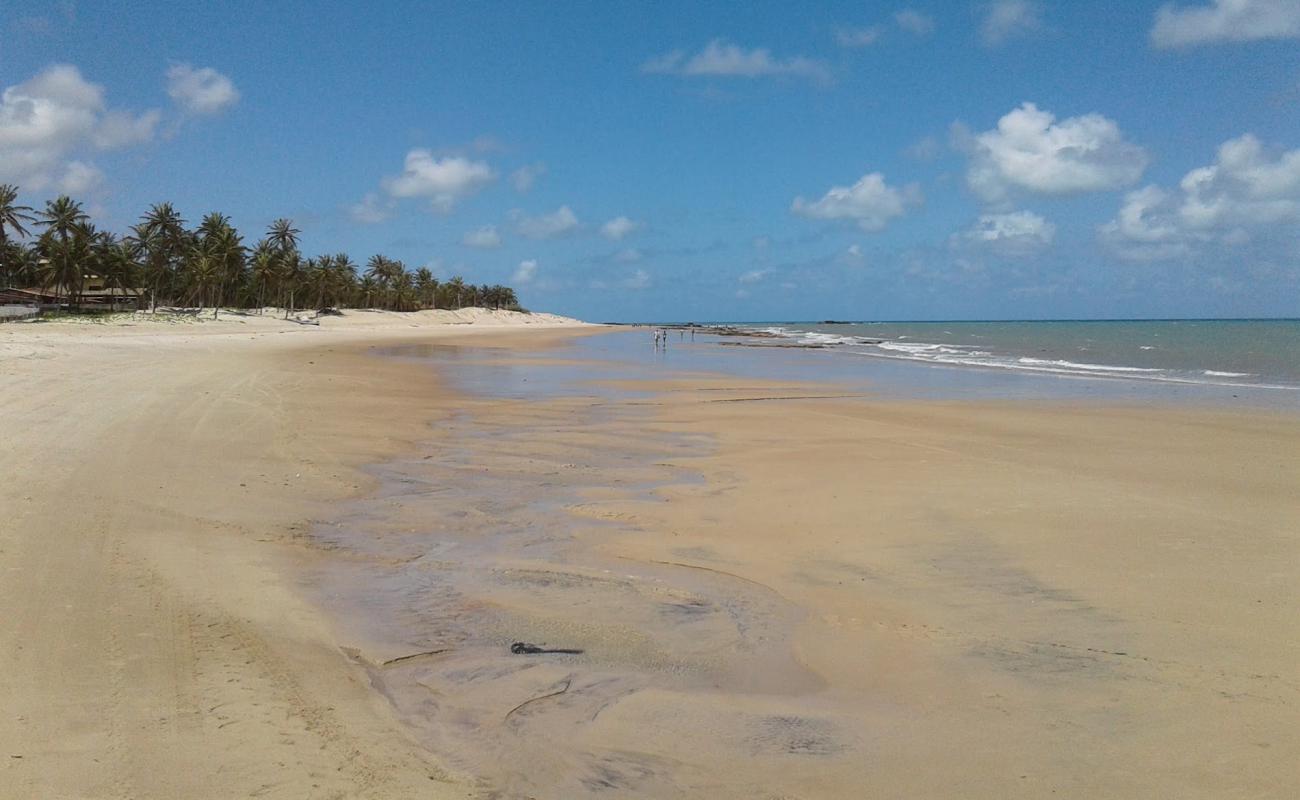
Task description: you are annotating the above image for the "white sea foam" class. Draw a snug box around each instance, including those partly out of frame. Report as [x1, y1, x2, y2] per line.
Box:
[735, 325, 1296, 391]
[1017, 357, 1164, 373]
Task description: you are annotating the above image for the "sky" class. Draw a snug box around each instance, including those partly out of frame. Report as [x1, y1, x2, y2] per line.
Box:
[3, 0, 1299, 321]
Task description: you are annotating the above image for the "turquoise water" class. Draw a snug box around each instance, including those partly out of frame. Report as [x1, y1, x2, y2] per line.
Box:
[735, 320, 1300, 391]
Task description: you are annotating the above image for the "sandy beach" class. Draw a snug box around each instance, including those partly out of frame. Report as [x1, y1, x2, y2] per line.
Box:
[3, 317, 1298, 798]
[0, 310, 587, 798]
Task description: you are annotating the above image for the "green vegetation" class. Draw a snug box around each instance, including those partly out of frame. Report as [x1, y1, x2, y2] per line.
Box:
[0, 185, 521, 315]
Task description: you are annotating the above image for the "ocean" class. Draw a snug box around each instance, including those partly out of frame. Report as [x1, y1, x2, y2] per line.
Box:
[730, 319, 1300, 392]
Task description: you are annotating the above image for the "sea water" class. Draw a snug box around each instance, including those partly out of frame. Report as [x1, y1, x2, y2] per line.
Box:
[740, 319, 1300, 391]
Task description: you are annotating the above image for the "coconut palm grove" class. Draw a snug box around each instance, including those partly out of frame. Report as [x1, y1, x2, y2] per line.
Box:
[0, 184, 521, 314]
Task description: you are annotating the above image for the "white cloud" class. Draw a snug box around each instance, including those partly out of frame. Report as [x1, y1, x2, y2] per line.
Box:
[1178, 134, 1300, 225]
[349, 192, 393, 224]
[165, 64, 239, 116]
[381, 150, 495, 212]
[738, 268, 773, 284]
[791, 171, 922, 231]
[0, 64, 159, 193]
[623, 269, 651, 289]
[836, 26, 883, 47]
[511, 162, 546, 192]
[958, 210, 1057, 255]
[1099, 186, 1194, 261]
[92, 109, 162, 149]
[601, 215, 641, 240]
[894, 9, 936, 35]
[512, 259, 538, 284]
[905, 135, 942, 161]
[58, 160, 104, 195]
[980, 1, 1045, 47]
[512, 205, 579, 239]
[1100, 133, 1300, 260]
[962, 102, 1148, 203]
[462, 225, 502, 248]
[1152, 0, 1300, 47]
[642, 40, 831, 83]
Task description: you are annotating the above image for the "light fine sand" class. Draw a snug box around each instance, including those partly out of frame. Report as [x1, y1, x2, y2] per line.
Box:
[1, 314, 1297, 798]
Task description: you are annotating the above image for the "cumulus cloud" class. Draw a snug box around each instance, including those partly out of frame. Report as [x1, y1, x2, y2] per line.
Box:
[791, 172, 922, 231]
[601, 215, 641, 240]
[512, 259, 538, 284]
[381, 150, 495, 212]
[0, 64, 160, 193]
[962, 102, 1148, 203]
[894, 9, 936, 35]
[510, 162, 546, 192]
[462, 225, 502, 248]
[92, 109, 162, 149]
[1152, 0, 1300, 47]
[1100, 133, 1300, 260]
[165, 64, 239, 116]
[980, 0, 1045, 47]
[738, 268, 773, 284]
[512, 205, 580, 239]
[835, 26, 883, 47]
[348, 192, 393, 224]
[958, 210, 1057, 256]
[642, 40, 831, 83]
[1099, 186, 1193, 261]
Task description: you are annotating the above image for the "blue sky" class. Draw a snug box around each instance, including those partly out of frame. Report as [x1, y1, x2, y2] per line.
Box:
[4, 0, 1299, 320]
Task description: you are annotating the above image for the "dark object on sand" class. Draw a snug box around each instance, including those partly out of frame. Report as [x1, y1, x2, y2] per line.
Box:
[510, 641, 584, 655]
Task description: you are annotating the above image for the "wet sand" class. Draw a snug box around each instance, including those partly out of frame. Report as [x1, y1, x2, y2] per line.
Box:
[306, 337, 1300, 798]
[3, 320, 1297, 798]
[0, 312, 587, 799]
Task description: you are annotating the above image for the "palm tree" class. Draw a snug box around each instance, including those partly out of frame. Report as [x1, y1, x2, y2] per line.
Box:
[36, 197, 90, 307]
[2, 187, 528, 316]
[92, 232, 141, 304]
[0, 185, 36, 281]
[391, 270, 415, 311]
[37, 231, 91, 310]
[414, 266, 437, 309]
[267, 218, 300, 254]
[185, 246, 221, 311]
[39, 196, 89, 245]
[278, 250, 303, 316]
[442, 275, 466, 309]
[197, 213, 244, 317]
[358, 275, 378, 308]
[249, 240, 278, 311]
[135, 202, 187, 310]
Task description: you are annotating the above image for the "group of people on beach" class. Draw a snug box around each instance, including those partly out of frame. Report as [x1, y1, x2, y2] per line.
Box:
[652, 327, 694, 350]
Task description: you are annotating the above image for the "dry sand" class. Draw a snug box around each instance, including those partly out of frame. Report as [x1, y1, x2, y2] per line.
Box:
[2, 316, 1297, 798]
[0, 309, 587, 799]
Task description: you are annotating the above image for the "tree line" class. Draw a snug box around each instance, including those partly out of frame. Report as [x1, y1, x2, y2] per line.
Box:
[0, 185, 521, 314]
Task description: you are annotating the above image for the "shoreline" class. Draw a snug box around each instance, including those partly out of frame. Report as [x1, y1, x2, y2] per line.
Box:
[304, 332, 1300, 797]
[3, 318, 1298, 797]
